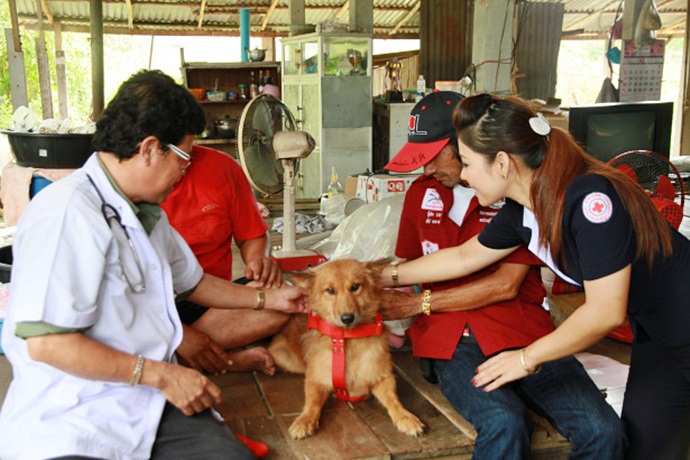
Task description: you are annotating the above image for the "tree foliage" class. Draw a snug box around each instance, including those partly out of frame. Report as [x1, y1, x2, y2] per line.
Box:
[0, 3, 128, 129]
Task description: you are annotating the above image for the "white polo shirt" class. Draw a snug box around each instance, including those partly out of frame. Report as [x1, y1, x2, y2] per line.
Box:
[0, 154, 203, 460]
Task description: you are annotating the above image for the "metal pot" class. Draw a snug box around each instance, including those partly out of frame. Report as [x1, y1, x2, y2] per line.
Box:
[245, 47, 266, 62]
[213, 116, 236, 139]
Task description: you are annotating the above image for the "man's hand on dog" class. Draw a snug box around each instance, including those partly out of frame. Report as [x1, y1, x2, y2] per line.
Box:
[380, 289, 421, 320]
[267, 284, 309, 314]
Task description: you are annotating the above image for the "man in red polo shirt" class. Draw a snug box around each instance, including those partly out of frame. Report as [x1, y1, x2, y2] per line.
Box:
[161, 144, 288, 376]
[381, 91, 625, 459]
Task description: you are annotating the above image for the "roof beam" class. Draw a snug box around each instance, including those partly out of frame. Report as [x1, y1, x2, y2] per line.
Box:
[8, 0, 21, 51]
[40, 0, 54, 24]
[336, 0, 349, 20]
[563, 0, 618, 32]
[261, 0, 280, 32]
[390, 0, 419, 36]
[125, 0, 133, 28]
[197, 0, 207, 29]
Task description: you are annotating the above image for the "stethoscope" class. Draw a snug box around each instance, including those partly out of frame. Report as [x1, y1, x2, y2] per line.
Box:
[86, 174, 147, 293]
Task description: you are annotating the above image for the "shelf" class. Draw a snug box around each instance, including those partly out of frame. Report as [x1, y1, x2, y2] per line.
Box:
[198, 100, 249, 105]
[195, 138, 237, 145]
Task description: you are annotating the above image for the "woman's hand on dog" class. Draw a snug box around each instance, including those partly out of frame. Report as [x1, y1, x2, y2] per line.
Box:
[267, 284, 309, 314]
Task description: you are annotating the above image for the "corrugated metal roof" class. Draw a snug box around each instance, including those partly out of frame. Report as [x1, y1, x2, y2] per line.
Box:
[9, 0, 687, 39]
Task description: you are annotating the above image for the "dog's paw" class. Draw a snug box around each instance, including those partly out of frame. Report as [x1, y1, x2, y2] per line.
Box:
[289, 416, 319, 440]
[394, 412, 425, 437]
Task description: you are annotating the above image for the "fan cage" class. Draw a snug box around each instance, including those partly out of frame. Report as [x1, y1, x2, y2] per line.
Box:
[608, 149, 686, 228]
[236, 95, 298, 197]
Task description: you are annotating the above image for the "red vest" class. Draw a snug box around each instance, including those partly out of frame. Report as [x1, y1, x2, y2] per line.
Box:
[396, 176, 553, 359]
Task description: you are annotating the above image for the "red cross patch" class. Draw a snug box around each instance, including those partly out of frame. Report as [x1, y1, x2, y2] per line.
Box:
[582, 192, 613, 223]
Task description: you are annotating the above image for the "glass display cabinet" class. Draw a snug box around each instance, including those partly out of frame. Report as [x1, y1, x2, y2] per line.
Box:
[281, 32, 373, 199]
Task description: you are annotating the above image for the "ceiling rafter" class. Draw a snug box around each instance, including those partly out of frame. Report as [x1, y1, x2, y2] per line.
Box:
[197, 0, 207, 29]
[260, 0, 280, 32]
[335, 0, 349, 20]
[390, 0, 419, 36]
[38, 0, 54, 24]
[124, 0, 133, 29]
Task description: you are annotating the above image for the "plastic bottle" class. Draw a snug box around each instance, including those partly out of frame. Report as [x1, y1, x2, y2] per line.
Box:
[326, 166, 343, 197]
[416, 75, 426, 102]
[237, 83, 248, 100]
[249, 71, 259, 98]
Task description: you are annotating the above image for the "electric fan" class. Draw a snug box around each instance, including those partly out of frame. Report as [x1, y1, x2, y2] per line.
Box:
[604, 150, 687, 343]
[237, 94, 326, 271]
[608, 150, 685, 230]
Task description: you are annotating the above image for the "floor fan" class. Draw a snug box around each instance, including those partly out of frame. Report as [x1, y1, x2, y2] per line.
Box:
[236, 94, 326, 271]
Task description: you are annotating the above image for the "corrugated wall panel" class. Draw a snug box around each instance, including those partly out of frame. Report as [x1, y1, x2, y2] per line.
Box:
[515, 2, 564, 100]
[419, 0, 473, 88]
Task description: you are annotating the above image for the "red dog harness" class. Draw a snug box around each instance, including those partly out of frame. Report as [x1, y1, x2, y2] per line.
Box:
[306, 311, 385, 402]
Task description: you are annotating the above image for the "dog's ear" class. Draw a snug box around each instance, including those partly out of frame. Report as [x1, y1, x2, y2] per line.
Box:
[364, 260, 388, 280]
[286, 271, 316, 290]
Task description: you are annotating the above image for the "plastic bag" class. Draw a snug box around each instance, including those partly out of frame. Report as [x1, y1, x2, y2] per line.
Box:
[310, 195, 404, 261]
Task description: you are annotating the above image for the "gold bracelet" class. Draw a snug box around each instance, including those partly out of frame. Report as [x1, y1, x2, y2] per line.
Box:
[421, 289, 432, 316]
[519, 349, 541, 375]
[255, 287, 265, 310]
[129, 354, 144, 386]
[391, 264, 399, 287]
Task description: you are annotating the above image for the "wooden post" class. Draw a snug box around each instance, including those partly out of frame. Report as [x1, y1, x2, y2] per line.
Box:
[35, 0, 54, 119]
[90, 0, 104, 120]
[54, 21, 69, 120]
[288, 0, 305, 36]
[681, 7, 690, 156]
[7, 0, 21, 52]
[5, 28, 28, 109]
[349, 0, 373, 34]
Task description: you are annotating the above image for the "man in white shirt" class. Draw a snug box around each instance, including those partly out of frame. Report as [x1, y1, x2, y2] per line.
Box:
[0, 69, 307, 460]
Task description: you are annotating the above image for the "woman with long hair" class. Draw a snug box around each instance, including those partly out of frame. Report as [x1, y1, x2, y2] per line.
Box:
[383, 93, 690, 459]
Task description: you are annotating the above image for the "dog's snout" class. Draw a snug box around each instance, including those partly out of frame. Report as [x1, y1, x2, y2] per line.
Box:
[340, 313, 355, 325]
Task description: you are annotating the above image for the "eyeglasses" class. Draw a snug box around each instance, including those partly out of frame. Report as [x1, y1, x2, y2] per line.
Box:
[164, 143, 193, 173]
[87, 174, 146, 293]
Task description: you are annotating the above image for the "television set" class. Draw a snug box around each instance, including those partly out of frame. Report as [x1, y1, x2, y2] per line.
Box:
[568, 101, 673, 163]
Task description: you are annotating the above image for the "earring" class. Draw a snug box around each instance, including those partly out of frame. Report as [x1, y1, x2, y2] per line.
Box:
[500, 171, 507, 180]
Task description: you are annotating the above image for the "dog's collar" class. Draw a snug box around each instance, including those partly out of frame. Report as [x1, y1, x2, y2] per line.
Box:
[307, 311, 384, 402]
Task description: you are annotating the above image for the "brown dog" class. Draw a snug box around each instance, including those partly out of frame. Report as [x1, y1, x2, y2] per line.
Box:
[268, 259, 425, 440]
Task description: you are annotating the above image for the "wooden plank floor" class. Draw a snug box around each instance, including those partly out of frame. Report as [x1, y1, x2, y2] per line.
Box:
[208, 346, 587, 459]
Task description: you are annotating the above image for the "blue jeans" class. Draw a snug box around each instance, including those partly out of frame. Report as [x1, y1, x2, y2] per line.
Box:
[433, 341, 626, 460]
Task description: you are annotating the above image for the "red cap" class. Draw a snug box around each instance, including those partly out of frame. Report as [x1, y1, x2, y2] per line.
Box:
[385, 91, 464, 172]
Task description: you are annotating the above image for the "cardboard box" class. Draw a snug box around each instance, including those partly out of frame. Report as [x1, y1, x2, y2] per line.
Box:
[356, 174, 419, 202]
[345, 176, 358, 196]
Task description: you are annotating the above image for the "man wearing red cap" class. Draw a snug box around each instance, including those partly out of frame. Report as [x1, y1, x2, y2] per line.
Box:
[381, 91, 625, 458]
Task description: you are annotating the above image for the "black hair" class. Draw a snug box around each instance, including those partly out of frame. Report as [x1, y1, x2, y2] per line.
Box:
[92, 70, 206, 159]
